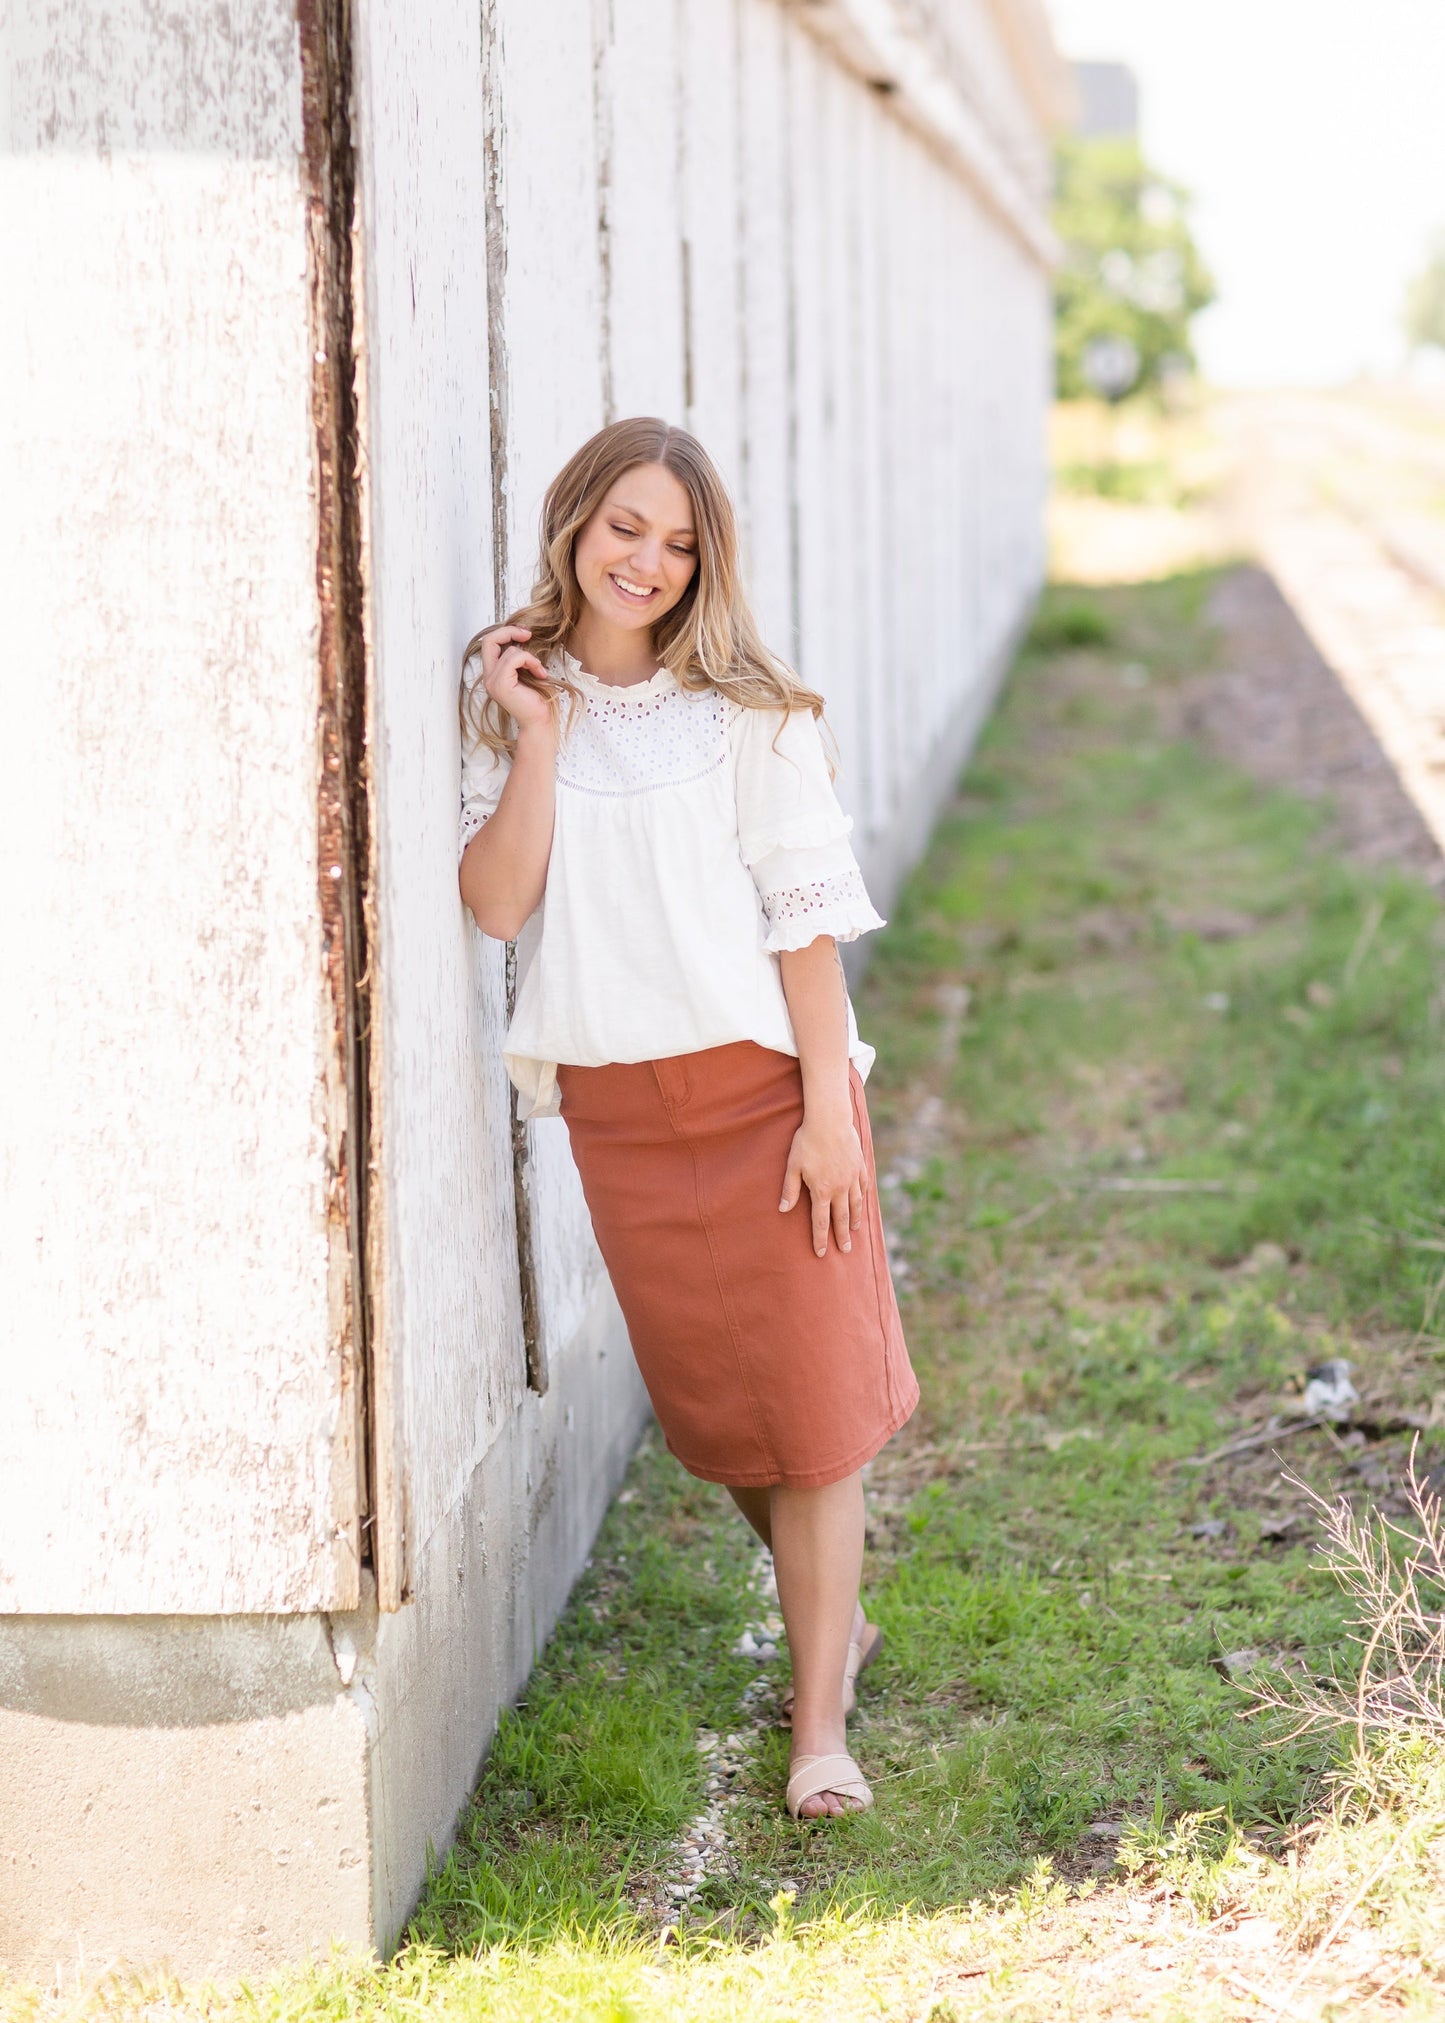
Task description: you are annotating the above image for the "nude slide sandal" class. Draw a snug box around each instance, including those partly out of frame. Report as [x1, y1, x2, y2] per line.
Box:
[785, 1752, 875, 1820]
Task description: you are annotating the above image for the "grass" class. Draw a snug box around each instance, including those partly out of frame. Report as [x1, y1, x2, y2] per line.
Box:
[15, 570, 1445, 2018]
[1055, 460, 1184, 507]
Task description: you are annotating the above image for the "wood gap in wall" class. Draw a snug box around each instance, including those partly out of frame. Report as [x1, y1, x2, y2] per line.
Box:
[592, 0, 616, 424]
[482, 0, 548, 1399]
[780, 18, 802, 673]
[731, 0, 750, 571]
[675, 0, 694, 425]
[680, 236, 695, 420]
[298, 0, 375, 1603]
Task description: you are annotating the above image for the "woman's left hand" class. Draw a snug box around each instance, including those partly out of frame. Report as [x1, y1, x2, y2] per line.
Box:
[780, 1109, 867, 1258]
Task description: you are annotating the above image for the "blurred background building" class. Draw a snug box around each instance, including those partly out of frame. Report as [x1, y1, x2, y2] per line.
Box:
[1071, 58, 1137, 139]
[0, 0, 1069, 1981]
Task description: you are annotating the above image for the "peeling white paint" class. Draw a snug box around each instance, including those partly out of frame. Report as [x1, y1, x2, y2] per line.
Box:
[0, 139, 353, 1613]
[350, 0, 528, 1603]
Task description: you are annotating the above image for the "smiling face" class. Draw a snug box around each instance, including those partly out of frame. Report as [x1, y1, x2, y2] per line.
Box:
[572, 462, 699, 644]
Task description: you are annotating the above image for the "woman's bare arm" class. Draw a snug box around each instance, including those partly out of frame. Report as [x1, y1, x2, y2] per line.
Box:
[777, 936, 866, 1258]
[459, 721, 558, 938]
[458, 625, 560, 940]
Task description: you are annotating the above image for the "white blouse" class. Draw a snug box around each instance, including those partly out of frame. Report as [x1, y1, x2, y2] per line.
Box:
[458, 652, 886, 1119]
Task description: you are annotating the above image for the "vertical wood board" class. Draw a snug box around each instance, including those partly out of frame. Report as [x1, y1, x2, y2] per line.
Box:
[674, 0, 744, 494]
[352, 0, 528, 1593]
[599, 0, 687, 425]
[735, 0, 795, 661]
[493, 0, 614, 1376]
[0, 4, 357, 1612]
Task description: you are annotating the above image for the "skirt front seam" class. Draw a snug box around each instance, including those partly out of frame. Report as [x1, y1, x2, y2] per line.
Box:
[851, 1063, 902, 1423]
[677, 1108, 780, 1483]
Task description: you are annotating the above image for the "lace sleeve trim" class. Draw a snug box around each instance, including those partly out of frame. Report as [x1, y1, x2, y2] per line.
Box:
[760, 866, 886, 952]
[458, 806, 491, 864]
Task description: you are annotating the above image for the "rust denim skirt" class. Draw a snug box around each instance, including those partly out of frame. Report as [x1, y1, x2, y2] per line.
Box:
[555, 1039, 918, 1489]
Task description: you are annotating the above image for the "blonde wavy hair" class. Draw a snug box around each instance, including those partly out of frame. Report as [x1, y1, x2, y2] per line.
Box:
[460, 417, 828, 761]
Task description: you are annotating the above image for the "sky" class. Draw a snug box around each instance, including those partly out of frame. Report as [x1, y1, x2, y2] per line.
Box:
[1043, 0, 1445, 387]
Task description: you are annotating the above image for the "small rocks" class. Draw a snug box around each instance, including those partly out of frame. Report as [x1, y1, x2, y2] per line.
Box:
[656, 1548, 781, 1918]
[1237, 1240, 1289, 1275]
[1190, 1517, 1231, 1540]
[1229, 1914, 1281, 1952]
[1303, 1358, 1359, 1421]
[1213, 1647, 1260, 1680]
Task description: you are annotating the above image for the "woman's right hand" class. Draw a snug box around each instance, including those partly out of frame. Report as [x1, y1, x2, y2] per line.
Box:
[476, 624, 557, 735]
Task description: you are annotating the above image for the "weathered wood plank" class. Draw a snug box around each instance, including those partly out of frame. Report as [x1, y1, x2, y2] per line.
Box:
[488, 0, 614, 1395]
[351, 0, 527, 1602]
[0, 3, 355, 1613]
[736, 0, 796, 660]
[599, 0, 687, 424]
[785, 29, 832, 710]
[675, 0, 744, 491]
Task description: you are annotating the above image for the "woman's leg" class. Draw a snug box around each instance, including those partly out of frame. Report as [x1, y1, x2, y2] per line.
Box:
[726, 1485, 773, 1547]
[769, 1469, 866, 1817]
[727, 1478, 869, 1738]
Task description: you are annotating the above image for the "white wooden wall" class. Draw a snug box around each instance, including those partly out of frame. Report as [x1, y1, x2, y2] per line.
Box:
[0, 0, 362, 1614]
[0, 0, 1060, 1620]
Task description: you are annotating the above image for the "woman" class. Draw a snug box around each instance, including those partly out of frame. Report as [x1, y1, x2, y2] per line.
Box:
[458, 416, 917, 1820]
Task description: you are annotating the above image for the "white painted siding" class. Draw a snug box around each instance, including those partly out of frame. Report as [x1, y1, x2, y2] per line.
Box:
[675, 0, 745, 491]
[485, 0, 616, 1409]
[1, 0, 1058, 1675]
[604, 2, 688, 424]
[736, 0, 797, 658]
[351, 0, 526, 1605]
[0, 4, 360, 1613]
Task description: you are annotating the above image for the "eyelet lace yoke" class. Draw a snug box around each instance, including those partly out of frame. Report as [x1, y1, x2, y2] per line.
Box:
[555, 666, 729, 799]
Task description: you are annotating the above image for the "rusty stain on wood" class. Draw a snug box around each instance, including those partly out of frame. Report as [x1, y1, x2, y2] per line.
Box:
[298, 0, 372, 1600]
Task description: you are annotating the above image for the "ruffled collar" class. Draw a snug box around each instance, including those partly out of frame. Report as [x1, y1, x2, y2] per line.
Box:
[554, 647, 675, 698]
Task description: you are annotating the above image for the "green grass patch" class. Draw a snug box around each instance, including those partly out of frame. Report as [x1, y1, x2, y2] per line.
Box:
[1025, 596, 1115, 651]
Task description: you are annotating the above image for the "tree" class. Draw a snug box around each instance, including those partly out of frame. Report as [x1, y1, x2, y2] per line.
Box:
[1053, 137, 1216, 402]
[1405, 237, 1445, 354]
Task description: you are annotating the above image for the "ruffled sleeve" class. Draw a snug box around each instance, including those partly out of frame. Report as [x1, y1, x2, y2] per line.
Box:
[458, 692, 512, 865]
[730, 703, 886, 953]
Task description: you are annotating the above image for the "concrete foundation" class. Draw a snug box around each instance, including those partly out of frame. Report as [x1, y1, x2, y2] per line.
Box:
[0, 1283, 646, 1984]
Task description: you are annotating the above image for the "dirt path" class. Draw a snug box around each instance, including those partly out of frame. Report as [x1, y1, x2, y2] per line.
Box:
[1185, 564, 1442, 880]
